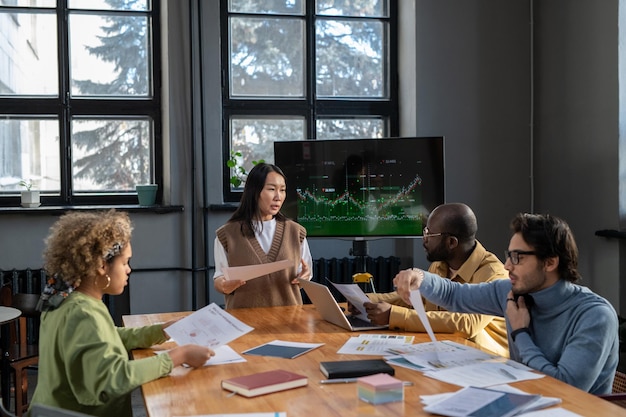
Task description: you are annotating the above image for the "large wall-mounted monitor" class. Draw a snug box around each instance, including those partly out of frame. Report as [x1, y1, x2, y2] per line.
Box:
[273, 137, 445, 238]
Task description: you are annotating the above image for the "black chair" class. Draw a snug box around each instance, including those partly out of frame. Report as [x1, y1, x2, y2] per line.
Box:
[0, 288, 40, 416]
[0, 398, 16, 417]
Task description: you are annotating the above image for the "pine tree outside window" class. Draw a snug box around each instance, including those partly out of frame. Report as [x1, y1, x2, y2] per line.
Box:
[221, 0, 398, 202]
[0, 0, 161, 206]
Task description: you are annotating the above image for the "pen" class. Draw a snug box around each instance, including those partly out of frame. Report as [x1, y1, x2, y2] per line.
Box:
[320, 378, 359, 384]
[320, 379, 414, 386]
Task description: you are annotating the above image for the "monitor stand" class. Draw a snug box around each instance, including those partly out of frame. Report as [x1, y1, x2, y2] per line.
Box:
[350, 240, 375, 292]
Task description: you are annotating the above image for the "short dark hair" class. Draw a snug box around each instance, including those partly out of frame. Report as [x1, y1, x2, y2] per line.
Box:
[229, 163, 286, 236]
[510, 213, 581, 283]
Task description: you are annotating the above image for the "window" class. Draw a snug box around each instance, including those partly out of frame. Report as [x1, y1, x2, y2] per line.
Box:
[221, 0, 398, 202]
[0, 0, 161, 206]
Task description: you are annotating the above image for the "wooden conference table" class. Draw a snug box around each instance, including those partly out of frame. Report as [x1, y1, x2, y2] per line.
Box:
[123, 305, 626, 417]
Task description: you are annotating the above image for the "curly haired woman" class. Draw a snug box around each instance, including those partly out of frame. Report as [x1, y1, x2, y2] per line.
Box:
[28, 210, 214, 417]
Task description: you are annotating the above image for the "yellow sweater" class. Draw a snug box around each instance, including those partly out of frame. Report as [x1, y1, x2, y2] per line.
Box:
[367, 241, 510, 357]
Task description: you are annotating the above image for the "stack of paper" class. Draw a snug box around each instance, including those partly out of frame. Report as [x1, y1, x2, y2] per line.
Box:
[383, 340, 543, 387]
[421, 384, 561, 415]
[422, 386, 542, 417]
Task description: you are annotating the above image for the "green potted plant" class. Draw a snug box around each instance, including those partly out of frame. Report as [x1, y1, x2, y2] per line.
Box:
[227, 150, 264, 188]
[19, 179, 40, 208]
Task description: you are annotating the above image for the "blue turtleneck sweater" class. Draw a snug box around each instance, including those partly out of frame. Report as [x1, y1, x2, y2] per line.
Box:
[419, 272, 619, 394]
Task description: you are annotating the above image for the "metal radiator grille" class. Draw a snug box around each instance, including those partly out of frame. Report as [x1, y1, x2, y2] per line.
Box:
[0, 268, 46, 344]
[311, 256, 402, 300]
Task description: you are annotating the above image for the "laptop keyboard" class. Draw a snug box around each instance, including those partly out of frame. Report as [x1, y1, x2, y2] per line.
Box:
[347, 315, 375, 327]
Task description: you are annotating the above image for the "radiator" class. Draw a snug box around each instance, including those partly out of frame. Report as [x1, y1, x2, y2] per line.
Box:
[0, 268, 47, 344]
[311, 256, 402, 302]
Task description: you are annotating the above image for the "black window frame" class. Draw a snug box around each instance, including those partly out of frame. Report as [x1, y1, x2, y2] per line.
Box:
[220, 0, 399, 203]
[0, 0, 162, 207]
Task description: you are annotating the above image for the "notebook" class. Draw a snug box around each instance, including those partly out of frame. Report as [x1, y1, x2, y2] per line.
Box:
[221, 369, 308, 397]
[298, 278, 388, 331]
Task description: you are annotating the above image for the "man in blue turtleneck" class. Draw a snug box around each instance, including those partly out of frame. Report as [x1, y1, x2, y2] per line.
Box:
[393, 213, 619, 395]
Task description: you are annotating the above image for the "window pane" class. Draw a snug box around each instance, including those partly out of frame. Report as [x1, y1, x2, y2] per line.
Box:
[316, 0, 388, 17]
[229, 0, 304, 15]
[316, 18, 386, 98]
[72, 118, 152, 192]
[68, 0, 150, 11]
[0, 1, 55, 7]
[69, 14, 151, 97]
[0, 11, 58, 95]
[0, 118, 59, 193]
[230, 17, 304, 97]
[317, 118, 384, 139]
[230, 117, 305, 187]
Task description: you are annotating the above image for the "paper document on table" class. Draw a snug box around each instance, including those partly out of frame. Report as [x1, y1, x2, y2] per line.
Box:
[327, 281, 371, 319]
[423, 359, 544, 387]
[205, 345, 247, 365]
[409, 289, 437, 342]
[222, 259, 291, 281]
[165, 303, 254, 348]
[422, 386, 541, 417]
[337, 333, 414, 355]
[174, 413, 286, 417]
[421, 384, 561, 414]
[512, 408, 583, 417]
[388, 340, 497, 371]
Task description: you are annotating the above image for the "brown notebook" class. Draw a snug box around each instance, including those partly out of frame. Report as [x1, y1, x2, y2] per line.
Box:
[221, 369, 308, 397]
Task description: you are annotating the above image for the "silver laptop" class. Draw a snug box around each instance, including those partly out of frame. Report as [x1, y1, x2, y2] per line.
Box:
[29, 404, 93, 417]
[299, 279, 388, 331]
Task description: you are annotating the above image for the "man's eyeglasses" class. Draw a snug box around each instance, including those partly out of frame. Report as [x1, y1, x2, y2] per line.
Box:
[423, 227, 452, 239]
[504, 250, 537, 265]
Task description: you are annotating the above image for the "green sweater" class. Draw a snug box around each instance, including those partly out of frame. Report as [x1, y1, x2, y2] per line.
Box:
[29, 292, 173, 417]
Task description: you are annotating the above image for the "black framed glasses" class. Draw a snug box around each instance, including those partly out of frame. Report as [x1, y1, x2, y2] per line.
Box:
[504, 250, 537, 265]
[423, 227, 452, 239]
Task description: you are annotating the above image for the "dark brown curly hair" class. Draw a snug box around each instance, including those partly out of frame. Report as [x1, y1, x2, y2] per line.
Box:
[43, 210, 133, 288]
[510, 213, 581, 283]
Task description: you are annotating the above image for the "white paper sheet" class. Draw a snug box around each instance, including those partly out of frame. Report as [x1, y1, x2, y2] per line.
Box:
[174, 413, 287, 417]
[222, 259, 291, 281]
[328, 281, 371, 319]
[398, 340, 497, 371]
[423, 360, 544, 387]
[205, 345, 247, 365]
[421, 384, 561, 414]
[409, 289, 437, 342]
[337, 333, 414, 355]
[165, 303, 254, 348]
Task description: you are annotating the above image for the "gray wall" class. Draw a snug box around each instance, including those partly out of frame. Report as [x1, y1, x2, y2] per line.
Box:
[533, 0, 620, 306]
[0, 0, 622, 316]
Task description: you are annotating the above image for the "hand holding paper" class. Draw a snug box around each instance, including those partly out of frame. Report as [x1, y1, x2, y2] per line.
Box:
[409, 289, 437, 342]
[165, 303, 254, 348]
[393, 268, 425, 304]
[223, 259, 291, 282]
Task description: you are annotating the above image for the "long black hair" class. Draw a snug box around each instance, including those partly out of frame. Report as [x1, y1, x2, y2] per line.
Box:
[228, 162, 287, 237]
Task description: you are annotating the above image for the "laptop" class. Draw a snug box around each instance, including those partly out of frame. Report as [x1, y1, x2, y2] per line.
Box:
[299, 279, 388, 331]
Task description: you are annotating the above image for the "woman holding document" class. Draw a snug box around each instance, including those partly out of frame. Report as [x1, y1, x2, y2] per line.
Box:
[29, 210, 214, 417]
[214, 162, 312, 309]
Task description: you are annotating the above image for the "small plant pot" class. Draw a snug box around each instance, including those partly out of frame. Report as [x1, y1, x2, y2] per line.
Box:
[21, 190, 40, 208]
[136, 184, 158, 206]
